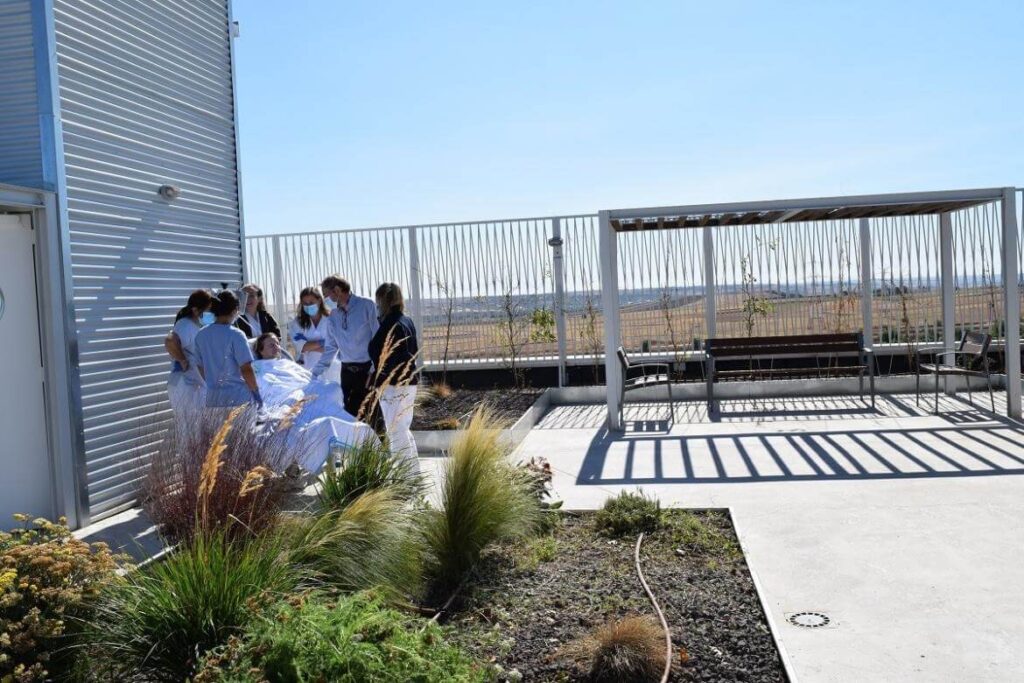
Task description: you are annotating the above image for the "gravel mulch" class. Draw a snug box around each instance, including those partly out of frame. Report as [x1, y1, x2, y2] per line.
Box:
[444, 511, 786, 682]
[412, 387, 544, 431]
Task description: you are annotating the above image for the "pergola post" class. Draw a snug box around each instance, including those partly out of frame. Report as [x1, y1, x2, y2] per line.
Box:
[270, 235, 287, 325]
[859, 218, 873, 348]
[939, 212, 956, 395]
[406, 226, 425, 361]
[1002, 188, 1021, 419]
[703, 225, 716, 339]
[599, 210, 623, 429]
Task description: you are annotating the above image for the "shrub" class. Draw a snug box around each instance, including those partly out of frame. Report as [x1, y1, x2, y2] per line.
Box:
[316, 437, 425, 512]
[432, 416, 461, 430]
[141, 405, 298, 544]
[422, 408, 541, 592]
[521, 456, 563, 534]
[594, 491, 662, 537]
[195, 591, 487, 682]
[560, 616, 664, 683]
[285, 489, 423, 596]
[85, 528, 299, 681]
[0, 515, 128, 682]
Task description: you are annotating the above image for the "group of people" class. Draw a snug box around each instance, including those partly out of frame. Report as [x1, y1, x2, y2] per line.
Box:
[164, 276, 420, 470]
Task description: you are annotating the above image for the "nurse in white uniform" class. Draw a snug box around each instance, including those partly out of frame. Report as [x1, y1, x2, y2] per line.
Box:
[287, 286, 333, 371]
[164, 289, 213, 415]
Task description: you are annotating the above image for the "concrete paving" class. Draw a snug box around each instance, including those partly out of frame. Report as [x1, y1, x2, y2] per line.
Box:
[516, 393, 1024, 683]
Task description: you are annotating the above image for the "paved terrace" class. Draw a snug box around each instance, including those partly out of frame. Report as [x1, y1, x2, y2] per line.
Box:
[515, 393, 1024, 682]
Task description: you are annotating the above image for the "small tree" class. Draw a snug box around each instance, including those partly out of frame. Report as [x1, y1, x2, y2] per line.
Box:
[739, 242, 776, 337]
[657, 288, 683, 376]
[495, 280, 529, 388]
[580, 291, 603, 384]
[431, 275, 456, 386]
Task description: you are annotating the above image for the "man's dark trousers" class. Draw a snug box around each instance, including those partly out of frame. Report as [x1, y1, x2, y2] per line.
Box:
[341, 361, 383, 432]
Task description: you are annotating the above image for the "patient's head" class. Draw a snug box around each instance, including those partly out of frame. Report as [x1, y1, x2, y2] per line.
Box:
[254, 332, 282, 360]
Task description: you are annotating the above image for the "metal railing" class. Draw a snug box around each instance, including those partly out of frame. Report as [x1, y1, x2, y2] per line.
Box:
[245, 197, 1023, 381]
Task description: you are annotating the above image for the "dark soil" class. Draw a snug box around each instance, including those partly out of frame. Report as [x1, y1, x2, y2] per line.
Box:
[413, 387, 544, 431]
[444, 511, 785, 683]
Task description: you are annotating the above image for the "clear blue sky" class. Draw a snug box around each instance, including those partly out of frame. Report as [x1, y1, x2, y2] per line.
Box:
[234, 1, 1024, 236]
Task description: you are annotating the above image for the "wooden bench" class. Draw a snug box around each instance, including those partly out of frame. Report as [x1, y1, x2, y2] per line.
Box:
[705, 333, 875, 415]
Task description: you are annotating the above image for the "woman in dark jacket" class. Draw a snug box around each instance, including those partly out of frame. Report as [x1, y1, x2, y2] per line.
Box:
[367, 282, 419, 467]
[235, 283, 281, 339]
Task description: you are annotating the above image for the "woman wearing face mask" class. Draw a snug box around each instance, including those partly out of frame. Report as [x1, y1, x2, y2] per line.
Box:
[235, 283, 281, 340]
[194, 290, 262, 408]
[165, 289, 213, 415]
[287, 287, 332, 370]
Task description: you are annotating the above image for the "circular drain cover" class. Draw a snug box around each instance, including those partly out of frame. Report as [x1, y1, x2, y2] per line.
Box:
[788, 612, 830, 628]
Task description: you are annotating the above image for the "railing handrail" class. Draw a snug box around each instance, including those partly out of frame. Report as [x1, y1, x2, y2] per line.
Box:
[247, 212, 599, 240]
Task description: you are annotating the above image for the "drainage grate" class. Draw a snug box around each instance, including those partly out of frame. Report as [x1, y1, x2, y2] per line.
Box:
[788, 612, 830, 628]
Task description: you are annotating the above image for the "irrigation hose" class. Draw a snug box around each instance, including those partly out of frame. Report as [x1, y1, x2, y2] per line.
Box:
[635, 532, 673, 683]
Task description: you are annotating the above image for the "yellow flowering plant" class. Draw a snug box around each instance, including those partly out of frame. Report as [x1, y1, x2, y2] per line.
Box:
[0, 515, 129, 682]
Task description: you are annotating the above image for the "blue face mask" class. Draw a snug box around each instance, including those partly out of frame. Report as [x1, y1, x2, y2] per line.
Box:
[200, 311, 216, 326]
[303, 304, 320, 316]
[324, 296, 337, 311]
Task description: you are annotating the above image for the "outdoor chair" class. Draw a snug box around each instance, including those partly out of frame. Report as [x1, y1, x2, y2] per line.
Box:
[915, 331, 995, 414]
[616, 346, 674, 427]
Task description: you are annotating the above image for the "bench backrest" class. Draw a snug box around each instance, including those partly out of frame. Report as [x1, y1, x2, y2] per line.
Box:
[706, 332, 864, 360]
[616, 346, 630, 370]
[959, 331, 991, 357]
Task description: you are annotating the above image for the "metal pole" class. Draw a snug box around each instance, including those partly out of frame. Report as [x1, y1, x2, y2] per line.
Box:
[550, 218, 568, 387]
[407, 226, 425, 365]
[859, 218, 873, 348]
[702, 225, 716, 339]
[599, 211, 623, 429]
[271, 235, 287, 324]
[1002, 189, 1021, 419]
[939, 212, 955, 395]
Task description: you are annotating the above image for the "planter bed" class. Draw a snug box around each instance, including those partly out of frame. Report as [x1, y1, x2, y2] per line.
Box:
[413, 387, 549, 454]
[414, 387, 545, 430]
[445, 509, 786, 682]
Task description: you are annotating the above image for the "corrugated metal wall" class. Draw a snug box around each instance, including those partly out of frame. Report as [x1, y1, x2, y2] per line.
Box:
[0, 0, 43, 188]
[53, 0, 244, 520]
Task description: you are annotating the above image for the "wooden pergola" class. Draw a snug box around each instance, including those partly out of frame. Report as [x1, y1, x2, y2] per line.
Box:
[598, 187, 1022, 427]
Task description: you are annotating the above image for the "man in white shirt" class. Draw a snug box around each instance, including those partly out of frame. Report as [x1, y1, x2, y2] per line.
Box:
[314, 275, 380, 423]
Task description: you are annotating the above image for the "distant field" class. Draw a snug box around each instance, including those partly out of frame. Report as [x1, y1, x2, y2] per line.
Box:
[274, 286, 1019, 364]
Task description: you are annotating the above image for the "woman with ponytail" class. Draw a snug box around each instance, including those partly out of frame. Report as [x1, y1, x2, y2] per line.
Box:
[165, 289, 213, 414]
[194, 290, 263, 408]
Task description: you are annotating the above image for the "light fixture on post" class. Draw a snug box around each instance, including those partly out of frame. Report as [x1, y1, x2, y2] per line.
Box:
[158, 184, 180, 200]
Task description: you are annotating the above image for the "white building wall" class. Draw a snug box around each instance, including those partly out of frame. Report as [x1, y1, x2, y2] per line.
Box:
[50, 0, 245, 520]
[0, 0, 44, 188]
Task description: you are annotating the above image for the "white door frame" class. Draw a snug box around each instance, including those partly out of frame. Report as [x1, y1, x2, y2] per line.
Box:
[0, 183, 84, 527]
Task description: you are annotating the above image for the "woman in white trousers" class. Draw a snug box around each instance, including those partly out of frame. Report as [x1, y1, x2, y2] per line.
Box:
[367, 282, 420, 471]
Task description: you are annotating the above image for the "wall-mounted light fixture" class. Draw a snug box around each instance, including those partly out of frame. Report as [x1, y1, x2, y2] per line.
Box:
[158, 184, 181, 200]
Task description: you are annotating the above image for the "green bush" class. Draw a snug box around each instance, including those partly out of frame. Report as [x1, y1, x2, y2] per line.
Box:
[194, 591, 487, 683]
[594, 491, 662, 538]
[422, 409, 541, 591]
[317, 437, 426, 512]
[0, 515, 128, 682]
[285, 488, 424, 596]
[85, 528, 300, 681]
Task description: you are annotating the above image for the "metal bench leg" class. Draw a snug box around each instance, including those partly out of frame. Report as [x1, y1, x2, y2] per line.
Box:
[967, 375, 974, 407]
[667, 382, 674, 424]
[934, 374, 940, 415]
[915, 368, 921, 407]
[987, 372, 995, 413]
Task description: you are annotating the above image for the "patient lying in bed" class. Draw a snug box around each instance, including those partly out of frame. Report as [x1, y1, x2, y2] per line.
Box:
[252, 342, 377, 474]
